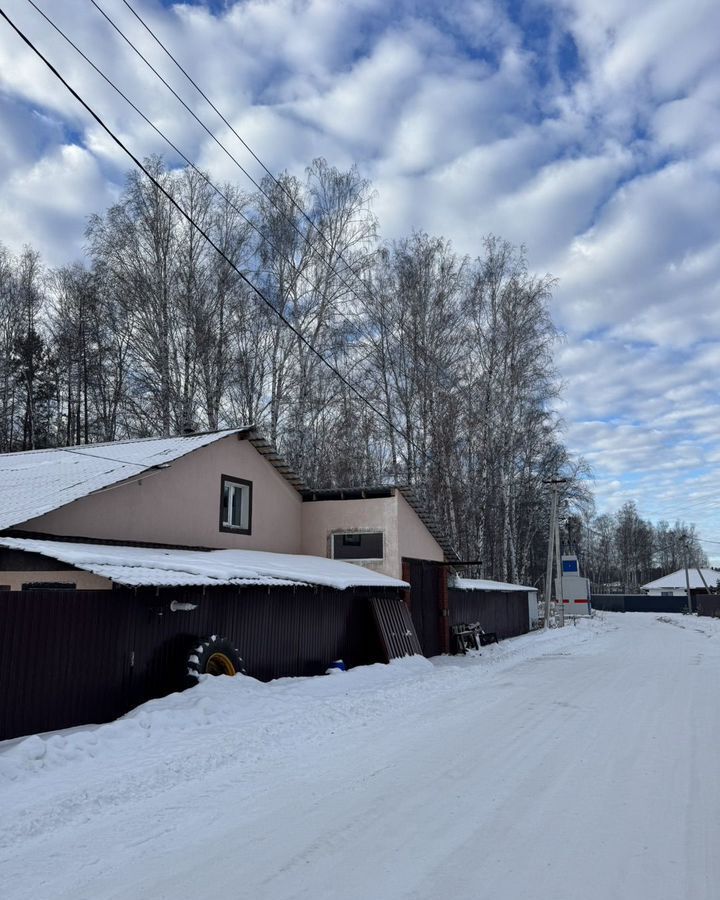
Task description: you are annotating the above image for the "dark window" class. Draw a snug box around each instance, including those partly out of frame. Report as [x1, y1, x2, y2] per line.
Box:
[332, 532, 383, 561]
[219, 475, 252, 534]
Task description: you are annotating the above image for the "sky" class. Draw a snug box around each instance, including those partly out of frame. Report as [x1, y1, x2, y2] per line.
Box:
[0, 0, 719, 559]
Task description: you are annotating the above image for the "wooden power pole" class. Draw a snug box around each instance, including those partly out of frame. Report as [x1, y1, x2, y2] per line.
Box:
[543, 479, 566, 629]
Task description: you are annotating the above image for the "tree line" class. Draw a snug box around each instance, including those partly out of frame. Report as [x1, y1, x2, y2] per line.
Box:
[6, 155, 694, 589]
[565, 502, 709, 592]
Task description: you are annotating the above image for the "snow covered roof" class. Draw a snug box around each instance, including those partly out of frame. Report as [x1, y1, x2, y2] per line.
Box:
[642, 568, 720, 591]
[451, 576, 538, 593]
[0, 538, 409, 590]
[0, 429, 251, 532]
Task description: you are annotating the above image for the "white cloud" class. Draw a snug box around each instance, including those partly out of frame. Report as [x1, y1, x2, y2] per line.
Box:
[0, 0, 719, 541]
[0, 141, 116, 264]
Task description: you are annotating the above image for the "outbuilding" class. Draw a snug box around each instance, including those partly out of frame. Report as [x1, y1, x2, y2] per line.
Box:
[448, 576, 536, 641]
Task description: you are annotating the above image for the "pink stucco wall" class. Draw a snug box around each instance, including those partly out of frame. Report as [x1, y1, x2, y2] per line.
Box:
[18, 435, 303, 552]
[301, 491, 445, 578]
[301, 496, 399, 577]
[396, 492, 445, 565]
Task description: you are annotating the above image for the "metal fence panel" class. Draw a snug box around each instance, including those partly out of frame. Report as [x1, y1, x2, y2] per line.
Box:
[592, 594, 693, 614]
[447, 589, 530, 640]
[0, 585, 397, 741]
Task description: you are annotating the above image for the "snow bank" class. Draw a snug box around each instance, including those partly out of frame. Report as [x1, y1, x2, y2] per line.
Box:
[0, 619, 602, 790]
[4, 613, 720, 900]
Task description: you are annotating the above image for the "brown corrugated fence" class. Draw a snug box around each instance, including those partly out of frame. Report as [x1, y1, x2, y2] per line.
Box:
[447, 588, 530, 641]
[0, 584, 395, 741]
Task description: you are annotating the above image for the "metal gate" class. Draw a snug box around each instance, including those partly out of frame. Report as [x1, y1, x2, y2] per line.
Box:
[403, 558, 448, 657]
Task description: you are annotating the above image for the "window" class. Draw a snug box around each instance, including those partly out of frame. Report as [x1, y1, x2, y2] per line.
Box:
[332, 531, 383, 561]
[220, 475, 252, 534]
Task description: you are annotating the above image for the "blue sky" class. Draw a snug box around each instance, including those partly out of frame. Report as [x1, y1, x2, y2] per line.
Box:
[1, 0, 719, 558]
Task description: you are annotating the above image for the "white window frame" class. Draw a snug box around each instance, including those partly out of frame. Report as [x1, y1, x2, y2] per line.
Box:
[220, 475, 252, 534]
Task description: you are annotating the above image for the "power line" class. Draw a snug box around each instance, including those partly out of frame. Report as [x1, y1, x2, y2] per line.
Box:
[87, 0, 455, 392]
[24, 0, 384, 370]
[27, 11, 448, 477]
[0, 6, 430, 465]
[119, 0, 373, 282]
[87, 0, 379, 318]
[653, 495, 720, 515]
[28, 0, 452, 462]
[59, 446, 174, 469]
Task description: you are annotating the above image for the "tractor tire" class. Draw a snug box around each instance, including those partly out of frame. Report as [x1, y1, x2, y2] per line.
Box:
[187, 635, 245, 682]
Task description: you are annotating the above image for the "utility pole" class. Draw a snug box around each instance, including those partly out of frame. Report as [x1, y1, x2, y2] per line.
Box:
[681, 534, 692, 615]
[543, 479, 567, 629]
[554, 508, 564, 627]
[696, 566, 710, 593]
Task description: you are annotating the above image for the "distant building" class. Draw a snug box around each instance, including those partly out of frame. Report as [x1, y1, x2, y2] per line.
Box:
[642, 568, 720, 596]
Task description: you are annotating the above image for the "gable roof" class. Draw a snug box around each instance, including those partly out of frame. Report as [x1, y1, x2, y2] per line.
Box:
[0, 537, 408, 590]
[642, 568, 720, 591]
[0, 429, 457, 562]
[0, 428, 252, 533]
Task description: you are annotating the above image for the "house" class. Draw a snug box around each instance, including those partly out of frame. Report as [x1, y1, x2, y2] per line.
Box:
[641, 568, 720, 597]
[593, 567, 720, 615]
[0, 427, 453, 739]
[640, 567, 720, 617]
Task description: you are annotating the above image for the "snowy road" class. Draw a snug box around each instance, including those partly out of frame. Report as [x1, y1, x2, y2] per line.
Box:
[2, 613, 720, 899]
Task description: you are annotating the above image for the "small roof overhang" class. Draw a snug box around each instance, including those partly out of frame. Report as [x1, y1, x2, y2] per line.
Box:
[451, 576, 538, 593]
[0, 538, 409, 591]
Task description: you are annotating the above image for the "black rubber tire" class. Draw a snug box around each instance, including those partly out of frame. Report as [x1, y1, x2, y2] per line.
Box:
[187, 635, 245, 682]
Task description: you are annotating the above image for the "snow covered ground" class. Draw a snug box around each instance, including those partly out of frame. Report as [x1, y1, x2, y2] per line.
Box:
[2, 612, 720, 899]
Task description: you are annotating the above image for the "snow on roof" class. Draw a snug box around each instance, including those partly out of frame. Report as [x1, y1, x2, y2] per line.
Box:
[0, 429, 249, 532]
[642, 568, 720, 591]
[0, 538, 409, 591]
[451, 576, 538, 593]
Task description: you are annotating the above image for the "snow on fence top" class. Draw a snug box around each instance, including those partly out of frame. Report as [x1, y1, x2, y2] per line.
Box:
[451, 576, 538, 593]
[0, 538, 409, 591]
[0, 429, 249, 533]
